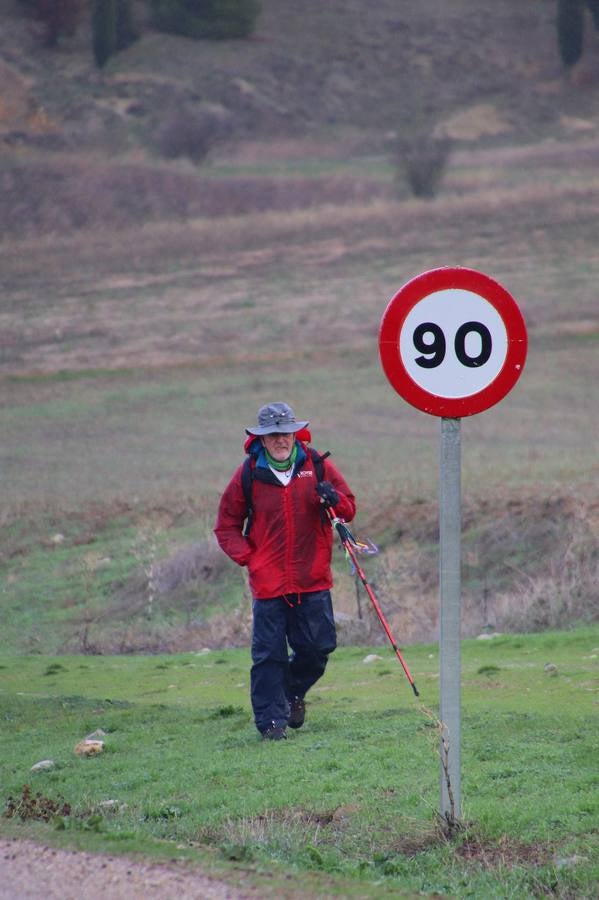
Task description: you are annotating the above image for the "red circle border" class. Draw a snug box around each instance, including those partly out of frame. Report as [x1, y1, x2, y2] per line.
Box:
[378, 267, 528, 417]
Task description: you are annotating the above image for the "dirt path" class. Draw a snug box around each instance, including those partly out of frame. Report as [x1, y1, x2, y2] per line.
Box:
[0, 838, 255, 899]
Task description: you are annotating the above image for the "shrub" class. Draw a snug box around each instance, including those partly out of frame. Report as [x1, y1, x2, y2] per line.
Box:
[17, 0, 83, 46]
[396, 133, 452, 200]
[4, 785, 71, 822]
[150, 0, 261, 40]
[157, 109, 226, 162]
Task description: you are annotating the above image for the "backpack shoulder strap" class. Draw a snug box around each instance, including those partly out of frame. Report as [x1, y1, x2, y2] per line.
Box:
[241, 457, 253, 537]
[241, 447, 330, 536]
[310, 447, 332, 528]
[310, 447, 330, 482]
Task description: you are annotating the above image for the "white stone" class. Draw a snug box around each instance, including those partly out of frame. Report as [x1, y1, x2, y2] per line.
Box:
[555, 854, 589, 869]
[30, 759, 55, 772]
[99, 799, 126, 811]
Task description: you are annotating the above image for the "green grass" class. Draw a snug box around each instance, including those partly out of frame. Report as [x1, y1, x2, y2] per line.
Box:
[0, 507, 244, 654]
[1, 626, 598, 897]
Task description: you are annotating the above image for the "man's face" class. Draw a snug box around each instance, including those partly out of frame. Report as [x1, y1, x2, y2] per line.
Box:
[261, 431, 295, 462]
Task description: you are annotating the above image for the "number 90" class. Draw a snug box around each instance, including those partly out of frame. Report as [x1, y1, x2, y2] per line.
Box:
[413, 321, 492, 369]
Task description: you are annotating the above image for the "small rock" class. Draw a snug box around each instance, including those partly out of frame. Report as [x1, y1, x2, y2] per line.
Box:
[85, 729, 107, 740]
[476, 632, 502, 640]
[30, 759, 55, 772]
[363, 654, 383, 663]
[544, 663, 558, 675]
[332, 803, 359, 821]
[74, 739, 104, 757]
[51, 533, 65, 544]
[99, 799, 126, 811]
[555, 854, 589, 869]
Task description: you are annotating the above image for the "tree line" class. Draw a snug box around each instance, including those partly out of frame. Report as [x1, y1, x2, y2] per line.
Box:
[17, 1, 599, 70]
[17, 0, 261, 66]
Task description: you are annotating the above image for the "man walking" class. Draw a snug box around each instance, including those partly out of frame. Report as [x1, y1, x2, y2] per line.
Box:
[215, 402, 356, 740]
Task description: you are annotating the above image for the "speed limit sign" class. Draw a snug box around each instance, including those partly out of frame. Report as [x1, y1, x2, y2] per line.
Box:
[379, 266, 528, 822]
[379, 267, 527, 417]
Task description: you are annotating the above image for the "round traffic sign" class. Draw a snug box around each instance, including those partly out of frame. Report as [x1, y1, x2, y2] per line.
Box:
[379, 267, 527, 417]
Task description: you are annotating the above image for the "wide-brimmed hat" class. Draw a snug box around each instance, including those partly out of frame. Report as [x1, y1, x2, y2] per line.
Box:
[245, 402, 309, 436]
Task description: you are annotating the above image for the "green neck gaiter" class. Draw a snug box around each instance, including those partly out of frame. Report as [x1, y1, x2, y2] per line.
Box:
[265, 442, 298, 471]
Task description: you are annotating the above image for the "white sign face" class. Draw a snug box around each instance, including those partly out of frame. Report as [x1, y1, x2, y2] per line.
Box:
[398, 288, 508, 399]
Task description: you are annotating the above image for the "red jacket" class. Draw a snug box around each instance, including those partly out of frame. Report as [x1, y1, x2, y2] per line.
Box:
[214, 442, 356, 599]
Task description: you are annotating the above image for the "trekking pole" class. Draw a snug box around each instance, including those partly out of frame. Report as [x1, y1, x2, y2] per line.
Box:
[325, 506, 420, 697]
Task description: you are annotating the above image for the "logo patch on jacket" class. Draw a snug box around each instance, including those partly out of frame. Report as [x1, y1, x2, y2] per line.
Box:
[298, 471, 313, 478]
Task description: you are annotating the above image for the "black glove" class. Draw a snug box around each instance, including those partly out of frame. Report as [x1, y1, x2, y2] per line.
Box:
[316, 481, 340, 509]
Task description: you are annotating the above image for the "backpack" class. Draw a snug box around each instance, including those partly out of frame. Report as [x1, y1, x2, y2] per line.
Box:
[241, 447, 329, 536]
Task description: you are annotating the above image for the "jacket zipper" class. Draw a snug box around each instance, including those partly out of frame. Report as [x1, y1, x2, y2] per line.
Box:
[283, 480, 294, 591]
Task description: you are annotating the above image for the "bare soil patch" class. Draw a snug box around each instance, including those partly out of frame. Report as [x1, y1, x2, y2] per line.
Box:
[455, 834, 551, 869]
[0, 837, 255, 900]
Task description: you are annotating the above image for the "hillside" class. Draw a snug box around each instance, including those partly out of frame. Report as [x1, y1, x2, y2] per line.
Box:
[3, 0, 599, 236]
[3, 0, 599, 147]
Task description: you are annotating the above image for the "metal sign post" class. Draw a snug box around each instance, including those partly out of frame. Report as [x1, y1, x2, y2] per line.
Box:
[379, 267, 527, 823]
[439, 417, 461, 819]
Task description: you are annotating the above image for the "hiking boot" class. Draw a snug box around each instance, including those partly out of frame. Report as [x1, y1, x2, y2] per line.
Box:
[288, 696, 305, 729]
[262, 723, 287, 741]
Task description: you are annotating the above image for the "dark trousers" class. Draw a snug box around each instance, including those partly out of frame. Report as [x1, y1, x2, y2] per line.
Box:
[250, 590, 337, 734]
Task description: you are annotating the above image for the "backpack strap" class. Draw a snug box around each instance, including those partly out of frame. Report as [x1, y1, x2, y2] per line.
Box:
[241, 446, 329, 536]
[241, 456, 253, 537]
[311, 448, 330, 529]
[310, 446, 328, 481]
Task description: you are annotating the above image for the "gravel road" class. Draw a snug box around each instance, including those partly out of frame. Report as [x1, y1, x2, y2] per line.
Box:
[1, 838, 255, 899]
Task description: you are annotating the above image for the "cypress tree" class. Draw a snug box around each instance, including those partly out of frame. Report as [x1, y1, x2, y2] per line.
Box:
[586, 0, 599, 30]
[557, 0, 585, 67]
[92, 0, 117, 67]
[92, 0, 136, 67]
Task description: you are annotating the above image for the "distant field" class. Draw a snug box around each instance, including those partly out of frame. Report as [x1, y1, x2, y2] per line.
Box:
[1, 139, 598, 653]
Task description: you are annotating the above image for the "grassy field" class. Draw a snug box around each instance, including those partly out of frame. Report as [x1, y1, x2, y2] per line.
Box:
[1, 627, 598, 897]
